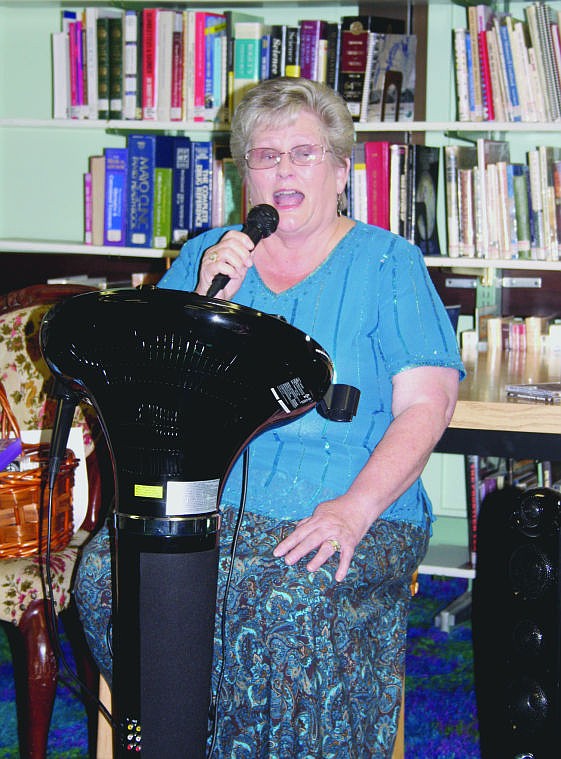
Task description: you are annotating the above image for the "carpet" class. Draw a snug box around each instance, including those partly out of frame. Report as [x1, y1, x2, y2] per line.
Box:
[0, 575, 479, 757]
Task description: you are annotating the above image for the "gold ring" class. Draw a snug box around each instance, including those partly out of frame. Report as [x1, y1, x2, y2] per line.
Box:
[327, 538, 341, 552]
[208, 252, 218, 263]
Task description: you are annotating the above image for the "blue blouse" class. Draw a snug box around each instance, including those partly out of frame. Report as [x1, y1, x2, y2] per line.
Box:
[159, 221, 464, 527]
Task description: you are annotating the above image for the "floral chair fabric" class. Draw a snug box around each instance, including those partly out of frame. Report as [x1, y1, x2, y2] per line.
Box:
[0, 302, 95, 624]
[0, 285, 104, 759]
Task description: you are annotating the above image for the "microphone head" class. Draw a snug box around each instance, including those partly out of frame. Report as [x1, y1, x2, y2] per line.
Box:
[246, 204, 279, 239]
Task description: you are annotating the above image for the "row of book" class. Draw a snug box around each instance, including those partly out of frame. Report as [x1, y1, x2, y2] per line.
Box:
[465, 455, 557, 567]
[453, 1, 561, 123]
[482, 313, 561, 353]
[445, 138, 561, 261]
[84, 135, 244, 249]
[348, 141, 440, 256]
[52, 7, 416, 124]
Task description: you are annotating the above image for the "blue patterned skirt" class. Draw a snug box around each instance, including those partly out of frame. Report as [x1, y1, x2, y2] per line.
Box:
[75, 507, 428, 758]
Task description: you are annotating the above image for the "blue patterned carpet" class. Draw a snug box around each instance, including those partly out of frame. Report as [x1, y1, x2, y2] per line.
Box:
[0, 575, 479, 758]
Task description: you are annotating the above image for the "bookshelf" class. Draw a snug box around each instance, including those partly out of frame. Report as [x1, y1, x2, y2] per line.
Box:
[2, 0, 561, 576]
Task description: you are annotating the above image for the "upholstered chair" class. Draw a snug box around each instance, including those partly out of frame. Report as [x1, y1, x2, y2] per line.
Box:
[0, 284, 110, 759]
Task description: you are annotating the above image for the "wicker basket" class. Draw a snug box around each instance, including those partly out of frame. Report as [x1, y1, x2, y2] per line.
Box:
[0, 381, 77, 559]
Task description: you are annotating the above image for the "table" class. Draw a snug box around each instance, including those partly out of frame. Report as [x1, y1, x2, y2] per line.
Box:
[422, 348, 561, 580]
[436, 348, 561, 459]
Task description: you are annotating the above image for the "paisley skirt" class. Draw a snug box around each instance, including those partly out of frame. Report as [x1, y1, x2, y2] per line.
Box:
[74, 507, 429, 759]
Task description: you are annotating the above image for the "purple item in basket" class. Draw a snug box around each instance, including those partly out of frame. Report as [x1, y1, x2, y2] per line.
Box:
[0, 437, 22, 470]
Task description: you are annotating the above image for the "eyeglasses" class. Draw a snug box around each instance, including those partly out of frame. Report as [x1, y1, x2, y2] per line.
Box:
[244, 144, 331, 170]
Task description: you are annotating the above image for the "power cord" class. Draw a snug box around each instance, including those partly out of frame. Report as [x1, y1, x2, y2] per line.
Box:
[207, 446, 250, 757]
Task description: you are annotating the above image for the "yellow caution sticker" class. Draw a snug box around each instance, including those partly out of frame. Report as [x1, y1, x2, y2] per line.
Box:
[134, 484, 164, 499]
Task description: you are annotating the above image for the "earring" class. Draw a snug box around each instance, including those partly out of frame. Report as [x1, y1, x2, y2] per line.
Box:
[337, 193, 344, 217]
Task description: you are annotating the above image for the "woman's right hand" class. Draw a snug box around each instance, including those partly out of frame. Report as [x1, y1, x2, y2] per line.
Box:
[195, 229, 257, 300]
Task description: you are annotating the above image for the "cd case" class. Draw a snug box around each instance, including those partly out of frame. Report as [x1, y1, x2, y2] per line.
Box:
[505, 382, 561, 403]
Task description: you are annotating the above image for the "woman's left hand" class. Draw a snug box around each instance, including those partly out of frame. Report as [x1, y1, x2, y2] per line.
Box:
[273, 496, 372, 583]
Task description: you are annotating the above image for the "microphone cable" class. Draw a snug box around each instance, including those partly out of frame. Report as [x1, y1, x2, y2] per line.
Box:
[42, 471, 116, 728]
[207, 446, 250, 757]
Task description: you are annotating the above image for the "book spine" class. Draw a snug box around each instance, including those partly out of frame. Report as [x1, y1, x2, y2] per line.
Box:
[191, 141, 213, 235]
[156, 10, 174, 122]
[203, 14, 227, 121]
[299, 20, 326, 81]
[126, 134, 156, 247]
[123, 10, 139, 120]
[108, 15, 123, 120]
[444, 146, 460, 257]
[459, 167, 475, 257]
[104, 147, 128, 246]
[169, 12, 184, 121]
[465, 454, 480, 568]
[84, 8, 98, 120]
[478, 29, 494, 120]
[193, 12, 207, 121]
[389, 144, 406, 236]
[528, 148, 546, 260]
[325, 22, 342, 91]
[364, 141, 390, 229]
[339, 17, 370, 120]
[171, 136, 192, 246]
[233, 22, 264, 111]
[90, 155, 105, 246]
[350, 143, 367, 222]
[454, 28, 471, 121]
[467, 6, 483, 120]
[68, 21, 82, 119]
[52, 31, 71, 119]
[486, 28, 506, 122]
[284, 26, 301, 77]
[84, 171, 92, 244]
[268, 25, 283, 78]
[96, 17, 110, 119]
[498, 23, 521, 121]
[142, 8, 158, 120]
[152, 136, 175, 248]
[512, 165, 531, 258]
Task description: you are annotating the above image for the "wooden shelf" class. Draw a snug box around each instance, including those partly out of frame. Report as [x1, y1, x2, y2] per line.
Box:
[5, 118, 561, 133]
[0, 239, 178, 259]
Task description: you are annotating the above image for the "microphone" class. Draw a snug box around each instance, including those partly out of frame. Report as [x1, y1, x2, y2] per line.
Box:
[206, 204, 279, 298]
[47, 380, 79, 494]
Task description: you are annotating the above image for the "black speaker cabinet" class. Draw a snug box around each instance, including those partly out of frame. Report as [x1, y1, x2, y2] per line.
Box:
[472, 486, 561, 759]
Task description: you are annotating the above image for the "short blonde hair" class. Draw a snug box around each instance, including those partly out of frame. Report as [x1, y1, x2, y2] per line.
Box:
[230, 78, 355, 181]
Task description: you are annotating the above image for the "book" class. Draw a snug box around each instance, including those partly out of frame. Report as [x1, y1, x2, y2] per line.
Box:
[108, 14, 124, 120]
[350, 143, 368, 223]
[152, 135, 175, 249]
[364, 141, 390, 229]
[444, 144, 478, 257]
[103, 147, 128, 246]
[223, 10, 265, 122]
[267, 24, 284, 79]
[299, 20, 328, 81]
[141, 7, 158, 120]
[96, 15, 110, 119]
[477, 138, 510, 257]
[191, 140, 213, 236]
[126, 134, 156, 248]
[232, 21, 265, 111]
[284, 26, 301, 77]
[389, 143, 407, 235]
[467, 6, 484, 120]
[512, 163, 532, 258]
[411, 145, 441, 256]
[170, 11, 184, 121]
[90, 155, 105, 246]
[123, 10, 139, 120]
[52, 31, 71, 119]
[68, 18, 84, 119]
[84, 172, 92, 244]
[325, 22, 342, 91]
[339, 16, 371, 120]
[156, 9, 175, 122]
[84, 7, 99, 120]
[201, 12, 227, 122]
[361, 33, 417, 122]
[171, 136, 192, 247]
[453, 28, 471, 121]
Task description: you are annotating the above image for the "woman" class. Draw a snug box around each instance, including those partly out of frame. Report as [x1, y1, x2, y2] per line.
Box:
[76, 77, 463, 758]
